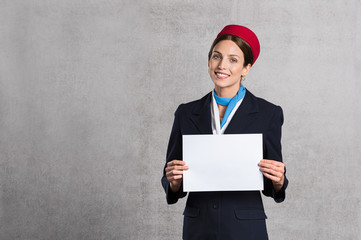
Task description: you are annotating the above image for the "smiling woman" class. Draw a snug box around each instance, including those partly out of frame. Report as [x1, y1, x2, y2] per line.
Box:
[161, 25, 288, 240]
[208, 40, 250, 98]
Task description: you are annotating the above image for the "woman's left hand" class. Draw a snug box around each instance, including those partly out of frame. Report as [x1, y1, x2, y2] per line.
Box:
[258, 159, 285, 192]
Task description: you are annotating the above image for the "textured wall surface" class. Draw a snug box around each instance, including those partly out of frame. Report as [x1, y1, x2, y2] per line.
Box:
[1, 1, 360, 239]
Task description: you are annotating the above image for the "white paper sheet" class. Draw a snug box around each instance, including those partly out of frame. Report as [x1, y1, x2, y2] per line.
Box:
[182, 134, 263, 192]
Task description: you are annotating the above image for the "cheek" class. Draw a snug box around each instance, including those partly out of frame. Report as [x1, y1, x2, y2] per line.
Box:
[208, 61, 211, 70]
[231, 65, 244, 75]
[208, 64, 213, 77]
[208, 61, 216, 72]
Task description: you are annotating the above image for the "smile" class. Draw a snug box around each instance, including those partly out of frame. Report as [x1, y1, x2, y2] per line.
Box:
[215, 72, 230, 78]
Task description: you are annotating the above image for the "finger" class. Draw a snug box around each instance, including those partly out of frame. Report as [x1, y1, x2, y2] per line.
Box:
[258, 162, 284, 174]
[260, 159, 284, 167]
[262, 167, 283, 178]
[166, 170, 185, 176]
[168, 175, 183, 181]
[168, 160, 186, 166]
[259, 167, 283, 178]
[172, 165, 189, 170]
[259, 166, 276, 176]
[166, 165, 189, 172]
[173, 175, 183, 180]
[258, 162, 280, 172]
[262, 172, 281, 182]
[168, 164, 189, 170]
[260, 163, 284, 171]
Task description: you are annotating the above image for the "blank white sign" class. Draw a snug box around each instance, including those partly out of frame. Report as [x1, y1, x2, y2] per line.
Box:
[182, 134, 263, 192]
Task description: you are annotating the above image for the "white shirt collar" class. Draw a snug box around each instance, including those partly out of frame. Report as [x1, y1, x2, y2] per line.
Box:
[211, 90, 245, 135]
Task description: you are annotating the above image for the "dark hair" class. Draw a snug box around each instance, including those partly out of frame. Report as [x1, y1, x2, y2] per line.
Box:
[208, 34, 254, 67]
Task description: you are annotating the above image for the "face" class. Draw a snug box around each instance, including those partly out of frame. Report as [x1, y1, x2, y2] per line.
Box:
[208, 40, 251, 95]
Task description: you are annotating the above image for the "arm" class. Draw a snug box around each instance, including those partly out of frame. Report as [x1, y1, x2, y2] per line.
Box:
[161, 105, 188, 204]
[260, 106, 288, 203]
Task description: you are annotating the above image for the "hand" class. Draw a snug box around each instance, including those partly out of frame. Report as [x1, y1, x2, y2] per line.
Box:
[258, 159, 285, 192]
[165, 160, 189, 193]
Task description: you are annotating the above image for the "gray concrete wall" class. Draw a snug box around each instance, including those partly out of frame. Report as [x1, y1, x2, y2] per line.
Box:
[1, 1, 360, 239]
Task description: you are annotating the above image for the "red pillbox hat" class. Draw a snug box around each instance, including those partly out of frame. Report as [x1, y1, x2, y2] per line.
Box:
[217, 25, 261, 65]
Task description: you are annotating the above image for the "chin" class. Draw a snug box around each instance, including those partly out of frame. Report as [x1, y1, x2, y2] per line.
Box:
[213, 79, 230, 87]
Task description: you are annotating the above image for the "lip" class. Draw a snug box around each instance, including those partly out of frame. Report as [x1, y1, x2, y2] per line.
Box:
[215, 71, 230, 79]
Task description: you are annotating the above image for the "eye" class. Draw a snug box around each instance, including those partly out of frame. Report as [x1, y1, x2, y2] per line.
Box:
[212, 55, 220, 59]
[230, 58, 237, 63]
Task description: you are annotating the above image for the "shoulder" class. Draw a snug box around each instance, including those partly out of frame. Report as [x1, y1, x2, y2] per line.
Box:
[175, 92, 212, 116]
[246, 89, 283, 113]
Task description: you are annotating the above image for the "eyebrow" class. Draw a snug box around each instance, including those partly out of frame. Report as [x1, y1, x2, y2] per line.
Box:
[212, 51, 240, 58]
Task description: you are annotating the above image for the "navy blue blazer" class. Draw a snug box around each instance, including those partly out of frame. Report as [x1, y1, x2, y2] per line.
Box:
[161, 89, 288, 240]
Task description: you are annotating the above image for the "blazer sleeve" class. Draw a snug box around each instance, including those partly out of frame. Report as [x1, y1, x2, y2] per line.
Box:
[262, 106, 289, 203]
[161, 104, 187, 204]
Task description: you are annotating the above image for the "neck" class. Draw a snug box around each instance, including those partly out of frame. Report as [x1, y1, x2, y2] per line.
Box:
[214, 86, 240, 98]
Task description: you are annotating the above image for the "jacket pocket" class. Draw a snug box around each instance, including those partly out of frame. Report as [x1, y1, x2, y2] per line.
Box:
[234, 210, 267, 220]
[183, 206, 200, 218]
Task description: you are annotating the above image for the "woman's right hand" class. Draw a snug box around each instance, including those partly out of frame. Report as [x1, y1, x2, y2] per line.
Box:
[165, 160, 189, 192]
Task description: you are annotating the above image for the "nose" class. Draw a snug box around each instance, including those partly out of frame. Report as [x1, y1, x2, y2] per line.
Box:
[217, 58, 227, 69]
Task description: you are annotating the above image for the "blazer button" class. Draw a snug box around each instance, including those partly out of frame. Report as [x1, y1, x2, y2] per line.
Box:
[213, 204, 218, 209]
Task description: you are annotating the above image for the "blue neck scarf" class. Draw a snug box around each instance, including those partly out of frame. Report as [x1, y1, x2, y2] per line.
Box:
[214, 85, 246, 129]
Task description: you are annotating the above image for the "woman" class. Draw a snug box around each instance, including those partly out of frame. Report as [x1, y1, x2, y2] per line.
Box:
[161, 25, 288, 240]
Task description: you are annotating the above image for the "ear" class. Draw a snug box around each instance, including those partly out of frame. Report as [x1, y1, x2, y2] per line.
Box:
[242, 64, 252, 77]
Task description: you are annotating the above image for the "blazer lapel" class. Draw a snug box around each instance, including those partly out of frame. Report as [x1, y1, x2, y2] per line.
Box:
[189, 92, 213, 134]
[224, 90, 259, 134]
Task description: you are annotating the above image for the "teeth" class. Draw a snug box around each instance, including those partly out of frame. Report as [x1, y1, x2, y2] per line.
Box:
[216, 72, 229, 77]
